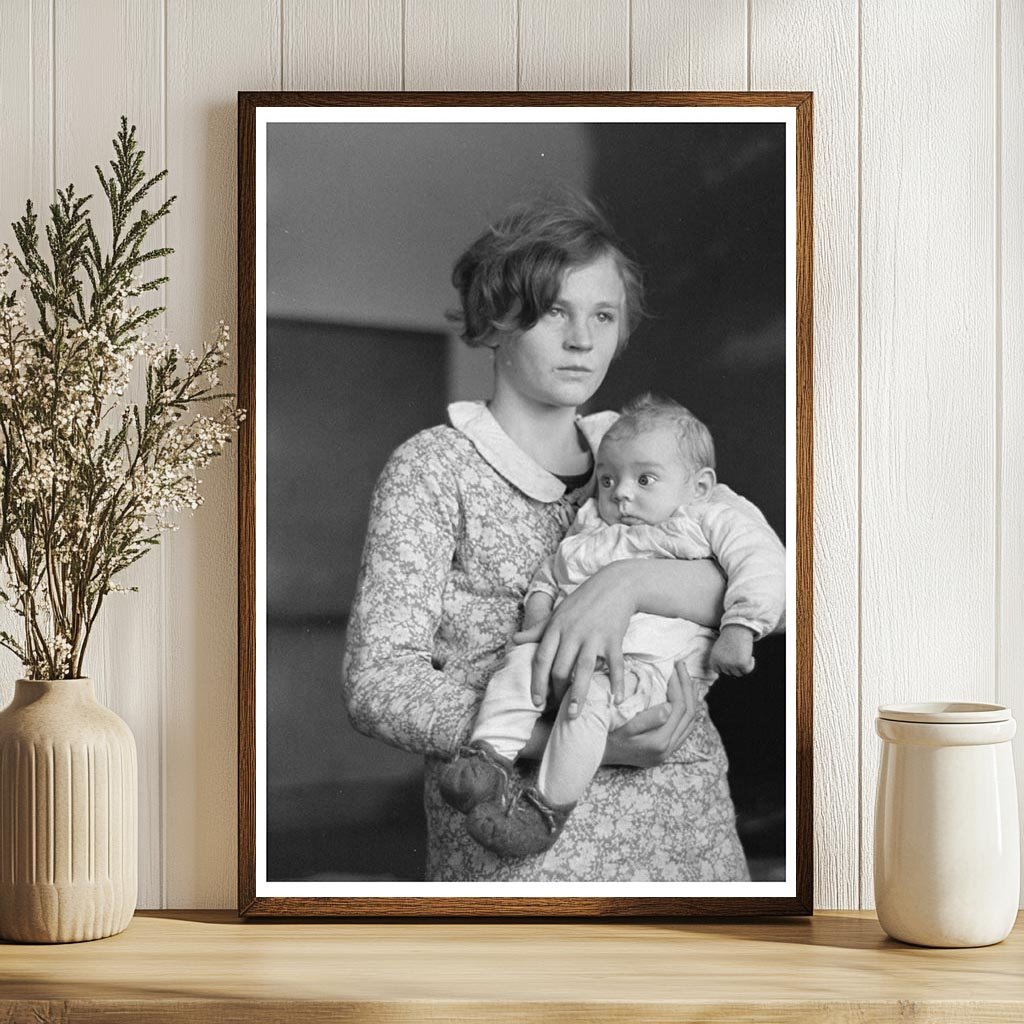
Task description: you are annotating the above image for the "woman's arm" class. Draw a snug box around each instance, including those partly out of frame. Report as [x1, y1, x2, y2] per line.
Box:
[613, 557, 726, 623]
[514, 557, 726, 709]
[343, 435, 479, 759]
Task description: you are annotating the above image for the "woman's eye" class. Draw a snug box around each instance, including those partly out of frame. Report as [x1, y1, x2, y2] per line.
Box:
[596, 311, 616, 324]
[546, 306, 565, 318]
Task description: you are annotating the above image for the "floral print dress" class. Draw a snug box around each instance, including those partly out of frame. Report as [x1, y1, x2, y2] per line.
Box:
[343, 401, 751, 882]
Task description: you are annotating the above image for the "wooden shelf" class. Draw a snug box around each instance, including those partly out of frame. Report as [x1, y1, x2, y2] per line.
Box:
[2, 910, 1022, 1022]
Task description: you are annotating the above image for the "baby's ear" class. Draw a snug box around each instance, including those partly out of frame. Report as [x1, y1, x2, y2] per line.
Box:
[692, 467, 717, 502]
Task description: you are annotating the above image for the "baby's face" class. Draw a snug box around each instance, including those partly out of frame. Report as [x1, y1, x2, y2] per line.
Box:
[595, 426, 703, 526]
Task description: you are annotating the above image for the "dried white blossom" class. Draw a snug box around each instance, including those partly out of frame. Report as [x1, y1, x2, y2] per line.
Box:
[0, 119, 248, 678]
[0, 239, 242, 678]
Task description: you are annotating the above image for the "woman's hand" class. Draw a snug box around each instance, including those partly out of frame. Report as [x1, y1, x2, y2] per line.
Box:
[602, 661, 700, 768]
[513, 560, 636, 712]
[513, 557, 726, 713]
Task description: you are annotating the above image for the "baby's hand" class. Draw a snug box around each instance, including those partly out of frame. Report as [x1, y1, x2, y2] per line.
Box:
[514, 594, 555, 644]
[709, 624, 756, 677]
[514, 614, 550, 644]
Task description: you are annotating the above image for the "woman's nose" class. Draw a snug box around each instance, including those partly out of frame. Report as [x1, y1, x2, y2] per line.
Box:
[564, 318, 593, 350]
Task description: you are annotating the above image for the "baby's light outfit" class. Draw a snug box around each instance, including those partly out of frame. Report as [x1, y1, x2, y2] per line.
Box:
[470, 496, 786, 806]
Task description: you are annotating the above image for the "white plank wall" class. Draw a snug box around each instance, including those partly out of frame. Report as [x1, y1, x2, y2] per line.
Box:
[631, 1, 747, 91]
[859, 0, 999, 909]
[0, 0, 52, 234]
[519, 0, 629, 91]
[1002, 0, 1024, 897]
[53, 0, 168, 911]
[404, 0, 517, 90]
[283, 0, 402, 91]
[0, 6, 53, 690]
[750, 0, 860, 912]
[0, 0, 1019, 910]
[162, 0, 280, 908]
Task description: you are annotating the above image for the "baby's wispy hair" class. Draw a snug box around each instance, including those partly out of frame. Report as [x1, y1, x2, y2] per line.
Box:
[603, 393, 716, 472]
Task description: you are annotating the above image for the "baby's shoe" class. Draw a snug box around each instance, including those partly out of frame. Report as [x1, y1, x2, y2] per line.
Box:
[466, 786, 575, 858]
[439, 740, 515, 814]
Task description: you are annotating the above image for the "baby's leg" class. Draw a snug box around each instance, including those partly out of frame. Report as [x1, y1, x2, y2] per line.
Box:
[538, 659, 669, 806]
[536, 673, 615, 807]
[466, 663, 666, 857]
[469, 642, 541, 762]
[465, 675, 614, 857]
[441, 644, 541, 815]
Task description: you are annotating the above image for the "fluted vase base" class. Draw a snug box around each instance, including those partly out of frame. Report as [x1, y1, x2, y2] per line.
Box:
[0, 678, 138, 944]
[0, 880, 134, 943]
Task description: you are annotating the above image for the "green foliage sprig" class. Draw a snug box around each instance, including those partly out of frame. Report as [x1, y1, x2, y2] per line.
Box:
[0, 117, 242, 679]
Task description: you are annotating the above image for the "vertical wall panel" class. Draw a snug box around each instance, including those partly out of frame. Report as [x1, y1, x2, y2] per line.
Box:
[52, 0, 166, 909]
[0, 0, 52, 238]
[0, 3, 52, 698]
[1, 0, 1020, 913]
[283, 0, 402, 90]
[519, 0, 629, 90]
[860, 1, 997, 908]
[631, 0, 746, 90]
[751, 1, 860, 910]
[165, 0, 279, 908]
[404, 0, 516, 90]
[1000, 0, 1024, 902]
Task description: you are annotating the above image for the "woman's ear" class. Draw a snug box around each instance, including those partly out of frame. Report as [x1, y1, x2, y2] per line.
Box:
[692, 467, 717, 501]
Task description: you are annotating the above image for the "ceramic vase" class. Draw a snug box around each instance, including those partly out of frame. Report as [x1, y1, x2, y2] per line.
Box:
[0, 678, 137, 943]
[874, 701, 1019, 948]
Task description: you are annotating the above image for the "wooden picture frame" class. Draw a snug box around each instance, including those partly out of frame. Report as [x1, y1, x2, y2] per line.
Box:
[238, 91, 813, 917]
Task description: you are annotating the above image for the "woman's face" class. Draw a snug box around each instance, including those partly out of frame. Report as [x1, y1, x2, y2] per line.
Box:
[491, 253, 626, 411]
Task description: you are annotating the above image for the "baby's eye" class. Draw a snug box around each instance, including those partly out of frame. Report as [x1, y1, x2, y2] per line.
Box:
[598, 476, 613, 488]
[638, 473, 654, 486]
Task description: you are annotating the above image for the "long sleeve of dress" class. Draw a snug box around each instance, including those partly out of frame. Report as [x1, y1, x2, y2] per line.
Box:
[342, 433, 479, 758]
[700, 499, 787, 638]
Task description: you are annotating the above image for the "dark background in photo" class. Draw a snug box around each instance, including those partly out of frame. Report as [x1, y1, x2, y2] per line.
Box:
[266, 120, 787, 882]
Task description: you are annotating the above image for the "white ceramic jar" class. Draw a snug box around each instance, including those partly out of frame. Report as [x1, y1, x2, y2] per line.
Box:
[874, 702, 1019, 947]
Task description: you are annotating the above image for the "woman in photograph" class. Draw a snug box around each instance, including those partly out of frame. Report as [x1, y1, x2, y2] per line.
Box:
[343, 195, 757, 882]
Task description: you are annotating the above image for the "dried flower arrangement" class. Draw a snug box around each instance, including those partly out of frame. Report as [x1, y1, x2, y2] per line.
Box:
[0, 118, 242, 679]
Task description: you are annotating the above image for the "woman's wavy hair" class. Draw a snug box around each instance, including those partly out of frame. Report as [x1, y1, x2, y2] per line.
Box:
[447, 192, 645, 353]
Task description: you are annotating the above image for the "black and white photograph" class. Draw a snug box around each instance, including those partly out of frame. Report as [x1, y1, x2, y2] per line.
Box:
[240, 96, 811, 916]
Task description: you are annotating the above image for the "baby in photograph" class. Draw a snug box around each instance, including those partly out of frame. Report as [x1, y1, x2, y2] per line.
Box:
[440, 393, 787, 858]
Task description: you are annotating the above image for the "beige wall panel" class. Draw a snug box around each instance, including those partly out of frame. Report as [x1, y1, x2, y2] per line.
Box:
[284, 0, 402, 90]
[52, 0, 166, 909]
[860, 1, 997, 908]
[164, 0, 279, 908]
[751, 1, 859, 909]
[0, 3, 52, 694]
[0, 0, 1020, 914]
[0, 0, 52, 235]
[631, 0, 746, 90]
[404, 0, 516, 90]
[1000, 0, 1024, 902]
[519, 0, 628, 90]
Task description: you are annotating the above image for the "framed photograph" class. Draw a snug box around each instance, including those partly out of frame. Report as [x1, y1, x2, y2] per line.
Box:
[238, 91, 812, 917]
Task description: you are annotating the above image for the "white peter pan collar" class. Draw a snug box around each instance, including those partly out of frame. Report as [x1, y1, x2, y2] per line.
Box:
[447, 401, 619, 502]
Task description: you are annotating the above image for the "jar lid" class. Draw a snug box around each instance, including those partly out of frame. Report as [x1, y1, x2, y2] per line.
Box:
[877, 701, 1011, 724]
